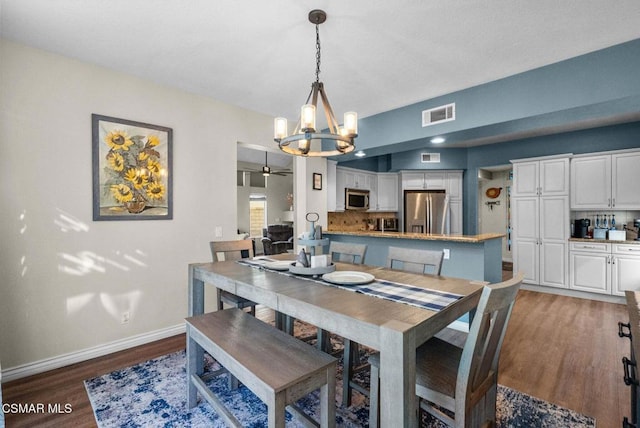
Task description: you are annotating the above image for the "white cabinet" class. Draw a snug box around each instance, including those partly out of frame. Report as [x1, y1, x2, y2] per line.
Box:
[569, 242, 640, 296]
[571, 150, 640, 209]
[512, 156, 569, 197]
[612, 244, 640, 296]
[335, 168, 346, 211]
[511, 156, 570, 288]
[569, 242, 611, 294]
[512, 196, 569, 287]
[446, 171, 462, 200]
[344, 170, 375, 190]
[401, 171, 446, 190]
[448, 199, 463, 235]
[375, 173, 399, 211]
[333, 166, 397, 212]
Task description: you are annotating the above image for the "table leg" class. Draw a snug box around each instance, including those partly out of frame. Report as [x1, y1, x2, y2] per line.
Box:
[188, 264, 205, 317]
[380, 320, 417, 428]
[188, 265, 205, 373]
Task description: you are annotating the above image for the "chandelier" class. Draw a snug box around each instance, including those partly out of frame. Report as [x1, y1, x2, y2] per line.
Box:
[274, 9, 357, 157]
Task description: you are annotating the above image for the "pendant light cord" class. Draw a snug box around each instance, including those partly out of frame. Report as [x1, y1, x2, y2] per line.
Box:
[315, 23, 321, 84]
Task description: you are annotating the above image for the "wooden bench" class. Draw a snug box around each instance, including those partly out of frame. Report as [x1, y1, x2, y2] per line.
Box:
[186, 308, 337, 428]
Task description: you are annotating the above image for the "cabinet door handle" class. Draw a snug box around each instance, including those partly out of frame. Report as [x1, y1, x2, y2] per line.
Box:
[608, 198, 611, 207]
[612, 256, 616, 265]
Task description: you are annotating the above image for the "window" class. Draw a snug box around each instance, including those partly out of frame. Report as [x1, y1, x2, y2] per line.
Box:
[249, 195, 267, 237]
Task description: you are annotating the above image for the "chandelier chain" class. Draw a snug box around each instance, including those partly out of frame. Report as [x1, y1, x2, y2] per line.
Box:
[315, 23, 321, 83]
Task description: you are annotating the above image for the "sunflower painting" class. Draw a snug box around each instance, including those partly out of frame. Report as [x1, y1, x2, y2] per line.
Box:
[92, 114, 173, 220]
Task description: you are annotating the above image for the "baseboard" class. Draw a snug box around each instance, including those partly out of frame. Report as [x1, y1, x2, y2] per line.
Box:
[521, 283, 625, 304]
[1, 323, 186, 383]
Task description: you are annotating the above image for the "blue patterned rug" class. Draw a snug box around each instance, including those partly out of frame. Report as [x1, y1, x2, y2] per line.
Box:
[85, 349, 595, 427]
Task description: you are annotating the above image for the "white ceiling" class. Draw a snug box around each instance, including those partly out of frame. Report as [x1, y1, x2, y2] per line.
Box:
[3, 0, 640, 164]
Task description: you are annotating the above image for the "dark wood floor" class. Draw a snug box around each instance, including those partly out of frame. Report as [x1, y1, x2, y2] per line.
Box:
[2, 280, 630, 427]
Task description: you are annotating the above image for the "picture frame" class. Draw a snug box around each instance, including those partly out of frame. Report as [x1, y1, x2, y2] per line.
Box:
[92, 114, 173, 221]
[313, 172, 322, 190]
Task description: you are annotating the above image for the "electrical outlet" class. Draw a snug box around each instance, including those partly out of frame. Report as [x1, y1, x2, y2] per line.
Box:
[215, 226, 223, 238]
[121, 311, 130, 324]
[443, 249, 450, 260]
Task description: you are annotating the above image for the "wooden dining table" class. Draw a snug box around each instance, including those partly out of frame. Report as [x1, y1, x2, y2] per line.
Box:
[188, 256, 484, 427]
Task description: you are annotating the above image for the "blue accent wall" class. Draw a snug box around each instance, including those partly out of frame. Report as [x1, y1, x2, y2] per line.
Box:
[333, 38, 640, 234]
[347, 39, 640, 155]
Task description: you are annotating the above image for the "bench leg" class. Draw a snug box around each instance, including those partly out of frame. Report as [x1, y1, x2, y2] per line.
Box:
[186, 325, 199, 408]
[322, 365, 337, 428]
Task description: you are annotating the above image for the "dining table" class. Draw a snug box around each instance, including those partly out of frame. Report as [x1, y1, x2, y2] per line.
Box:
[188, 255, 484, 427]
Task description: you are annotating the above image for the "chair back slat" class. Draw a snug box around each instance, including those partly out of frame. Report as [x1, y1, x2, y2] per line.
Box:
[210, 240, 254, 262]
[329, 242, 367, 265]
[386, 246, 444, 275]
[456, 272, 523, 411]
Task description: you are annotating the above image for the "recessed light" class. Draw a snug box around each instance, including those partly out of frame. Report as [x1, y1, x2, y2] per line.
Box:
[355, 150, 366, 157]
[430, 136, 446, 144]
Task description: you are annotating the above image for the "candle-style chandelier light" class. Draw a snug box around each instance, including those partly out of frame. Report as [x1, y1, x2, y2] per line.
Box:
[274, 9, 357, 157]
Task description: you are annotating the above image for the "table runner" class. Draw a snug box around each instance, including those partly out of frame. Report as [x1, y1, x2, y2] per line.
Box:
[238, 258, 462, 312]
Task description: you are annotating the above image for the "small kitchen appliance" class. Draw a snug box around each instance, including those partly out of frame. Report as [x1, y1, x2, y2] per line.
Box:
[573, 219, 590, 238]
[345, 188, 370, 210]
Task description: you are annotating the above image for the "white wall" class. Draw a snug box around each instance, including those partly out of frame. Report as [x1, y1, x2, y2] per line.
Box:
[294, 157, 328, 248]
[478, 170, 512, 262]
[0, 39, 273, 371]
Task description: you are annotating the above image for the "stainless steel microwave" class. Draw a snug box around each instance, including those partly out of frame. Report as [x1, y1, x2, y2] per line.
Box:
[345, 188, 370, 210]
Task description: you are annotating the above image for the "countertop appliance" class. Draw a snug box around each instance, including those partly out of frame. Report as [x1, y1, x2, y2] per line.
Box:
[404, 190, 450, 235]
[345, 188, 369, 210]
[376, 217, 398, 232]
[574, 218, 590, 238]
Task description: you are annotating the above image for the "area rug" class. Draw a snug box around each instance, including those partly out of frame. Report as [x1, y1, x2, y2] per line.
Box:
[85, 348, 595, 428]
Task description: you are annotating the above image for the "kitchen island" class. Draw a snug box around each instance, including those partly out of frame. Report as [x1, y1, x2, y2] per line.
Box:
[323, 231, 504, 284]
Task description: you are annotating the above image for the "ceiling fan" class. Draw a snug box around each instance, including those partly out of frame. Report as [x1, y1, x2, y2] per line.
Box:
[240, 152, 292, 177]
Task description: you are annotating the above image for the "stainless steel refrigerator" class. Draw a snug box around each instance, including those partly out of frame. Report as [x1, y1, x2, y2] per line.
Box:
[404, 190, 450, 234]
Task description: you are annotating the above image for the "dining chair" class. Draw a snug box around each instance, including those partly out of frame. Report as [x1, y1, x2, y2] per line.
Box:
[386, 246, 444, 275]
[209, 240, 257, 316]
[368, 272, 524, 428]
[326, 241, 371, 407]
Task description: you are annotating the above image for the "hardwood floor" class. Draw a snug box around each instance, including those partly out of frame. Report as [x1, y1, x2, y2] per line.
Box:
[1, 283, 630, 427]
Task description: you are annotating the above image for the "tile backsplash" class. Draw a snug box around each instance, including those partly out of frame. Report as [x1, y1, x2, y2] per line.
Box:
[328, 211, 398, 231]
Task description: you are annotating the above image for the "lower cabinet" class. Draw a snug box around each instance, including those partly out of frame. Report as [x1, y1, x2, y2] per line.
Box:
[570, 242, 640, 296]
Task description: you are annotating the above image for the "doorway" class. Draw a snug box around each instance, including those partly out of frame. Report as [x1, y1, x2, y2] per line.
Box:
[477, 166, 512, 264]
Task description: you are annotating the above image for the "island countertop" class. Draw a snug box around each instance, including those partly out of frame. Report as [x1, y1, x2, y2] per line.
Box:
[323, 230, 504, 243]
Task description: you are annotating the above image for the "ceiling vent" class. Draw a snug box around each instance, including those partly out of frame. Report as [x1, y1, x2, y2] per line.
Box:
[422, 103, 455, 127]
[421, 153, 441, 163]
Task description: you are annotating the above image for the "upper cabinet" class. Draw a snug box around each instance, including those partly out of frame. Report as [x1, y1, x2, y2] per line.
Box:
[376, 173, 399, 211]
[401, 171, 446, 190]
[343, 169, 376, 190]
[512, 156, 569, 197]
[332, 166, 397, 212]
[571, 150, 640, 209]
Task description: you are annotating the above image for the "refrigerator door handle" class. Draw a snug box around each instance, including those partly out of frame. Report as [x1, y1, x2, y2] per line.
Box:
[427, 195, 432, 234]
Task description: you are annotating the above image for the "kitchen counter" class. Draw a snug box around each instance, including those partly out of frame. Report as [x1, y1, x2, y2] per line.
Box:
[324, 230, 503, 243]
[321, 231, 504, 283]
[570, 237, 640, 245]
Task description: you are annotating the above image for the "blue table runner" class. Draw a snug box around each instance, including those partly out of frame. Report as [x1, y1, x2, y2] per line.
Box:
[238, 258, 462, 312]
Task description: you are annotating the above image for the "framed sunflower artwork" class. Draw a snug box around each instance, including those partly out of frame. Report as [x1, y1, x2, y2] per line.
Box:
[92, 114, 173, 221]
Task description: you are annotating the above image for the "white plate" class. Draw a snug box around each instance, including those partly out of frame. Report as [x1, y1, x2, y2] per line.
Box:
[322, 271, 375, 286]
[264, 260, 293, 271]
